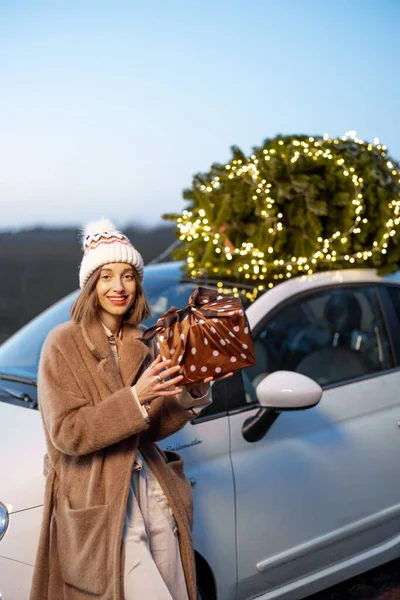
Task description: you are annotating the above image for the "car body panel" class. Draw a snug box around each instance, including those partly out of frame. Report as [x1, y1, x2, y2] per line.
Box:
[159, 411, 237, 600]
[232, 267, 400, 599]
[0, 506, 43, 566]
[0, 556, 34, 600]
[1, 404, 45, 513]
[230, 371, 400, 599]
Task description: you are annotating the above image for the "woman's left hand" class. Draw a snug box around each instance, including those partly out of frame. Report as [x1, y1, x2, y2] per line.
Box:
[185, 372, 234, 398]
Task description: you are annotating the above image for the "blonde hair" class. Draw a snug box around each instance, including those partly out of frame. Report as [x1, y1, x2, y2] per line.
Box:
[70, 265, 151, 326]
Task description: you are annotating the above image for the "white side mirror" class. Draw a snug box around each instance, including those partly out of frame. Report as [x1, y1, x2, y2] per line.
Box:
[255, 370, 322, 410]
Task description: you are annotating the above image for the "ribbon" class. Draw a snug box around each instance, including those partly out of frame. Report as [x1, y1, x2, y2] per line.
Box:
[142, 287, 243, 340]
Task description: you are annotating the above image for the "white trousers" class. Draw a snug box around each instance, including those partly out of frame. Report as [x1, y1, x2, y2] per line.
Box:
[123, 452, 190, 600]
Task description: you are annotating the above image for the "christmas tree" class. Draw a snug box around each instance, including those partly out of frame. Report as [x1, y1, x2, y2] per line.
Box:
[163, 132, 400, 301]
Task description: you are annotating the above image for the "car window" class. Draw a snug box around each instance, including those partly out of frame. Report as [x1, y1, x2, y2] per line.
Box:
[243, 285, 393, 403]
[385, 285, 400, 325]
[145, 282, 196, 325]
[0, 291, 79, 380]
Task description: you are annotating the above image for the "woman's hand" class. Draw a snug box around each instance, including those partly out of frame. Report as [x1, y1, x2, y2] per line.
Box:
[185, 371, 234, 398]
[135, 355, 184, 405]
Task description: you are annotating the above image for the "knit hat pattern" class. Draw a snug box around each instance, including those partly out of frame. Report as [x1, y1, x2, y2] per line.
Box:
[79, 218, 144, 288]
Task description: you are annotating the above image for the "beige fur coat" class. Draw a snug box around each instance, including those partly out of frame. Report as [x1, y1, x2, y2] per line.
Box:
[30, 317, 196, 600]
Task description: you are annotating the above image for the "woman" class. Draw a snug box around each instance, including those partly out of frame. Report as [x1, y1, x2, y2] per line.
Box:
[30, 219, 222, 600]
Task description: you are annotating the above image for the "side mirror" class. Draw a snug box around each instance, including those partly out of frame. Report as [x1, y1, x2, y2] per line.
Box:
[255, 370, 322, 410]
[243, 371, 322, 443]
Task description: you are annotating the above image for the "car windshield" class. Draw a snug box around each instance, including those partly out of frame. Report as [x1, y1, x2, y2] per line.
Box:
[0, 264, 197, 381]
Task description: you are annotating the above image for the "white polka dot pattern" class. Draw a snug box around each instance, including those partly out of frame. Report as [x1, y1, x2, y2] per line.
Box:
[150, 286, 255, 384]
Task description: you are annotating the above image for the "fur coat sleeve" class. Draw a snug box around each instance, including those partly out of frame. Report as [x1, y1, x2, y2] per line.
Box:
[39, 340, 150, 456]
[146, 395, 194, 442]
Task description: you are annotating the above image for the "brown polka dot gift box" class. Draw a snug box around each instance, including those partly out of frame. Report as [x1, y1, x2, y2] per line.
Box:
[142, 287, 256, 384]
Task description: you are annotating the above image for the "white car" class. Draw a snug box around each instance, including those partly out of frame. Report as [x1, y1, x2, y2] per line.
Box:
[1, 262, 400, 600]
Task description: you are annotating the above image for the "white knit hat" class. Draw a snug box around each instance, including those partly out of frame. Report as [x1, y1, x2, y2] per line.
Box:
[79, 218, 144, 288]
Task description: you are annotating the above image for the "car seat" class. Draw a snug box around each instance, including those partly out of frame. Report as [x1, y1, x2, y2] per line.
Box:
[295, 290, 369, 385]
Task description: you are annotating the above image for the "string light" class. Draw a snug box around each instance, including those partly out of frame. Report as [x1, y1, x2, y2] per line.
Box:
[172, 132, 400, 300]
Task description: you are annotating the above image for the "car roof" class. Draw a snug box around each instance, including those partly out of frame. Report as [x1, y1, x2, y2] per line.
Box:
[246, 267, 400, 329]
[149, 262, 400, 315]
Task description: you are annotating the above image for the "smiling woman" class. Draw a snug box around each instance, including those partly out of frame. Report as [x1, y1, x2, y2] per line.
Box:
[30, 218, 215, 600]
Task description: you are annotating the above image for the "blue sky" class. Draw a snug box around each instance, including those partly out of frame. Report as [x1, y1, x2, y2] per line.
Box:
[1, 0, 399, 230]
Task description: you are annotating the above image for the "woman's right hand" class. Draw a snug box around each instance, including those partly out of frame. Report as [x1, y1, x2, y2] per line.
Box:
[135, 355, 184, 405]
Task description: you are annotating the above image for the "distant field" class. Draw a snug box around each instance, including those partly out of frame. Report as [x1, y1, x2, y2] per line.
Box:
[0, 225, 176, 343]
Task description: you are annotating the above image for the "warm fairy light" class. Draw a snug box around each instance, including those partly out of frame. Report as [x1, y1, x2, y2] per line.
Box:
[172, 131, 400, 298]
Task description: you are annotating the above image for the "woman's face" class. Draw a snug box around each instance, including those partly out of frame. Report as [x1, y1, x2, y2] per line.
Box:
[96, 262, 137, 317]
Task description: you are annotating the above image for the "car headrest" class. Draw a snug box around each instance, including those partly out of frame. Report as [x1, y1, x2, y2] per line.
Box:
[324, 290, 362, 335]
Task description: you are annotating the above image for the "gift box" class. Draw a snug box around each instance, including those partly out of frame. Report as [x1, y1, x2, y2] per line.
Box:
[143, 287, 256, 384]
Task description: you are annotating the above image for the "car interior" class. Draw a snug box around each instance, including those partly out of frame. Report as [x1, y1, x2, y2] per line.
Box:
[243, 287, 391, 403]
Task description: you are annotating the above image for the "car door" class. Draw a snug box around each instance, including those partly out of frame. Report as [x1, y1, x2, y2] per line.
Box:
[158, 385, 237, 600]
[228, 284, 400, 600]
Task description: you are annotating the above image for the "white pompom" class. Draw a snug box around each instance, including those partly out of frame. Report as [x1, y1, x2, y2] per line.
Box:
[81, 218, 116, 248]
